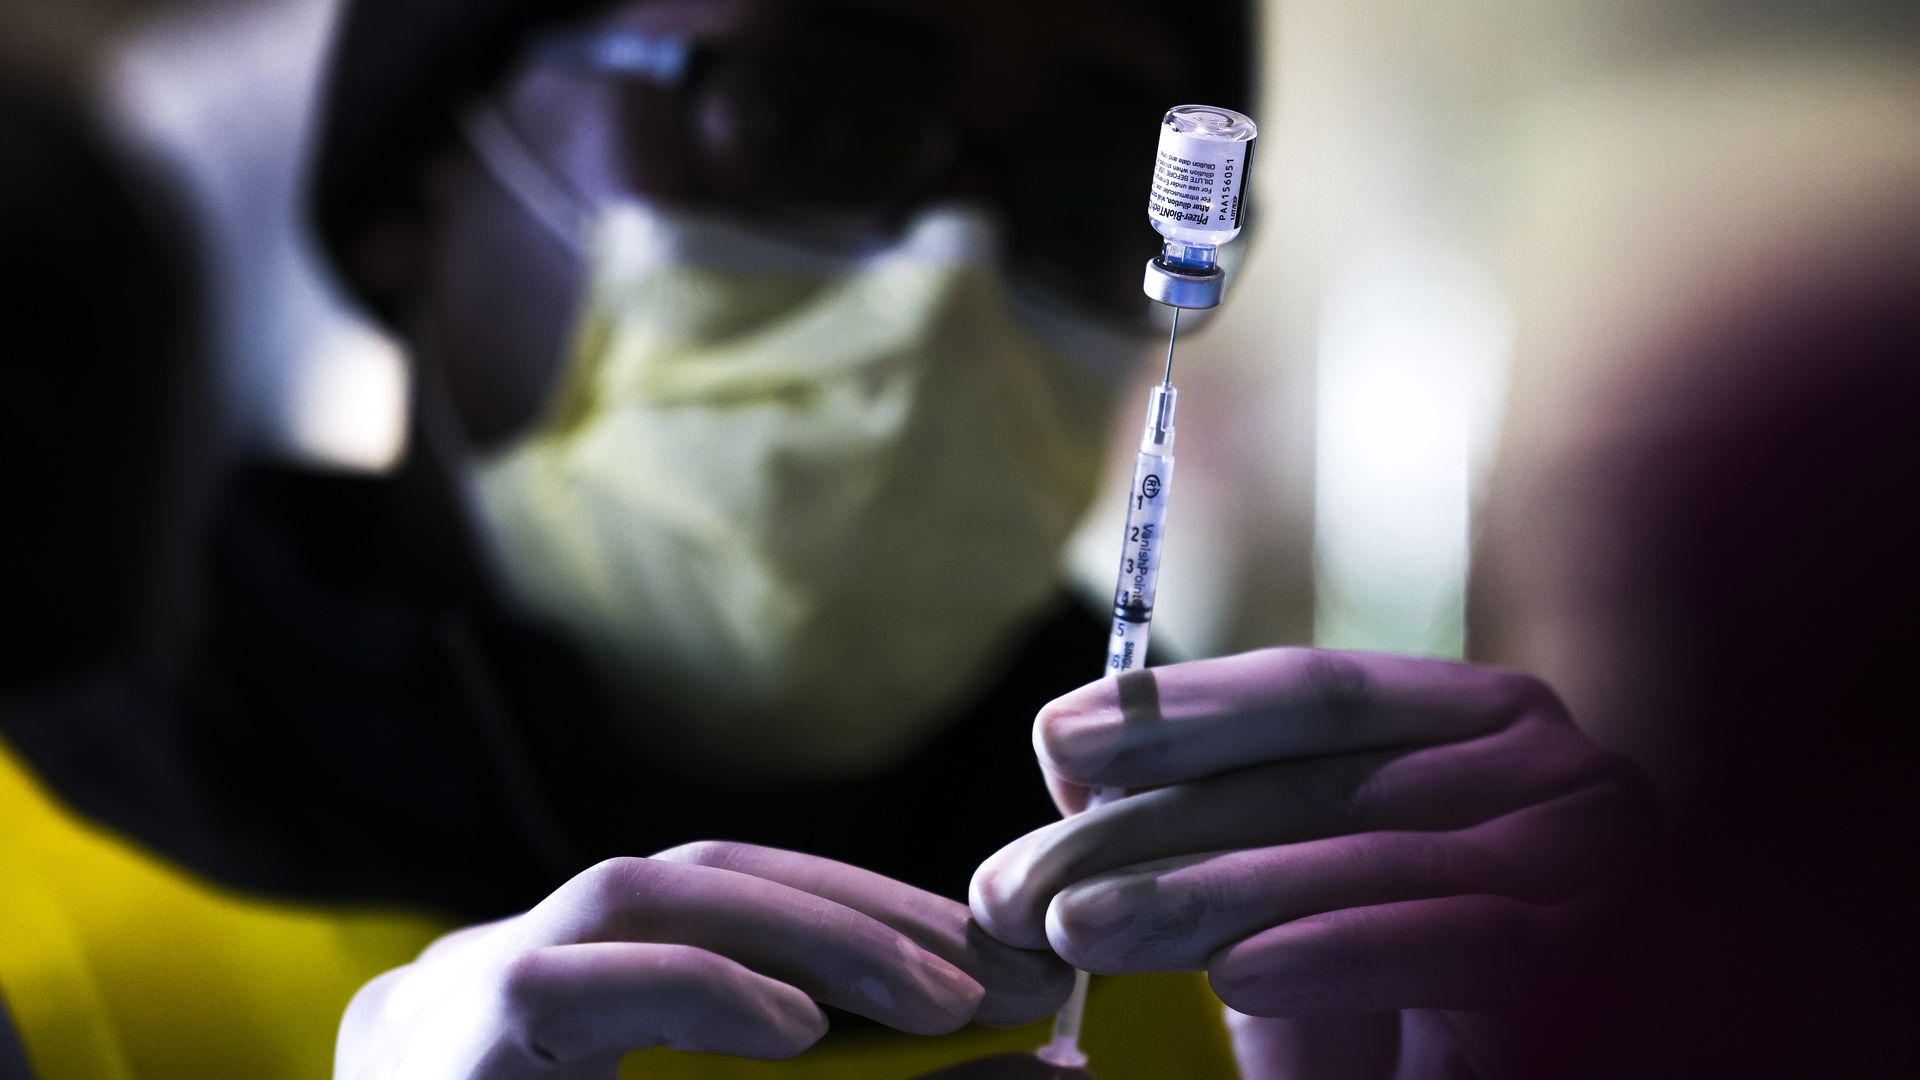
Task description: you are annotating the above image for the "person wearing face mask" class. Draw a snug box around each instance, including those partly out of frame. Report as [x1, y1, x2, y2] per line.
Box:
[320, 2, 1654, 1072]
[1, 1, 1250, 1075]
[2, 1, 1664, 1077]
[454, 113, 1129, 779]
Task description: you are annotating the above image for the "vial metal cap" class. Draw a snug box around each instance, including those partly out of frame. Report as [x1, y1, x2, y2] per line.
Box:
[1143, 256, 1224, 309]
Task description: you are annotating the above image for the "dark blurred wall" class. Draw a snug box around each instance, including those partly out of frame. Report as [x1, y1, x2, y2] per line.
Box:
[1, 5, 210, 690]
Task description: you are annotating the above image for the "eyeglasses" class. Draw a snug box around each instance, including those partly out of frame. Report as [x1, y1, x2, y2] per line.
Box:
[506, 27, 1174, 326]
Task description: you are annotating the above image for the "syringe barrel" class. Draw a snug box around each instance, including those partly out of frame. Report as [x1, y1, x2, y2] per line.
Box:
[1107, 445, 1174, 675]
[1107, 384, 1177, 674]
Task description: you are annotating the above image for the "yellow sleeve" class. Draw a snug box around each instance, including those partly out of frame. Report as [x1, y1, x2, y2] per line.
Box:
[0, 736, 1236, 1079]
[0, 736, 449, 1080]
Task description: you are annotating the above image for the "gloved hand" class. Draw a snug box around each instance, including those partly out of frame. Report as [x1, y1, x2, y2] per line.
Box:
[969, 649, 1658, 1072]
[337, 843, 1072, 1079]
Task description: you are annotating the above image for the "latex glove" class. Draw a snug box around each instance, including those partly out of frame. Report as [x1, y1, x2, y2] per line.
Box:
[337, 843, 1072, 1079]
[969, 649, 1656, 1059]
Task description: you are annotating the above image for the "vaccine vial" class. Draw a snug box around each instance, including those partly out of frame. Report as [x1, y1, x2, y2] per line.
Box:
[1143, 104, 1258, 308]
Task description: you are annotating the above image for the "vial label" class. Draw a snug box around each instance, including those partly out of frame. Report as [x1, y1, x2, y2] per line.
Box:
[1148, 125, 1254, 235]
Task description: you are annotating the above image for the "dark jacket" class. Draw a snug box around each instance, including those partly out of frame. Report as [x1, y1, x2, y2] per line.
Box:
[4, 459, 1105, 921]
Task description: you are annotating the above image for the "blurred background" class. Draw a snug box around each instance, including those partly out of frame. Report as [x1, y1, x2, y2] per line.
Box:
[11, 0, 1916, 658]
[7, 0, 1917, 794]
[1086, 0, 1920, 668]
[4, 1, 1916, 1075]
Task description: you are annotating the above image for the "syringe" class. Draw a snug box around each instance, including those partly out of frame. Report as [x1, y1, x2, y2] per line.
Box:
[1036, 314, 1182, 1070]
[1037, 103, 1256, 1073]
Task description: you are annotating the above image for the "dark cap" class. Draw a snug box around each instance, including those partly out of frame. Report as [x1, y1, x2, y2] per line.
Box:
[312, 0, 602, 258]
[310, 0, 1258, 296]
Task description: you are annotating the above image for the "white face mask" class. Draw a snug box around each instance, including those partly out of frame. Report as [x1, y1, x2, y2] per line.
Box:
[462, 108, 1150, 778]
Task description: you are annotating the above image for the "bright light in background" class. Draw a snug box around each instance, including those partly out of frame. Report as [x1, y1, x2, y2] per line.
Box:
[1313, 242, 1512, 657]
[288, 320, 408, 472]
[104, 0, 409, 472]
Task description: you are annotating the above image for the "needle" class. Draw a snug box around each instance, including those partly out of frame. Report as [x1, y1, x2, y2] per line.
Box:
[1162, 307, 1181, 383]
